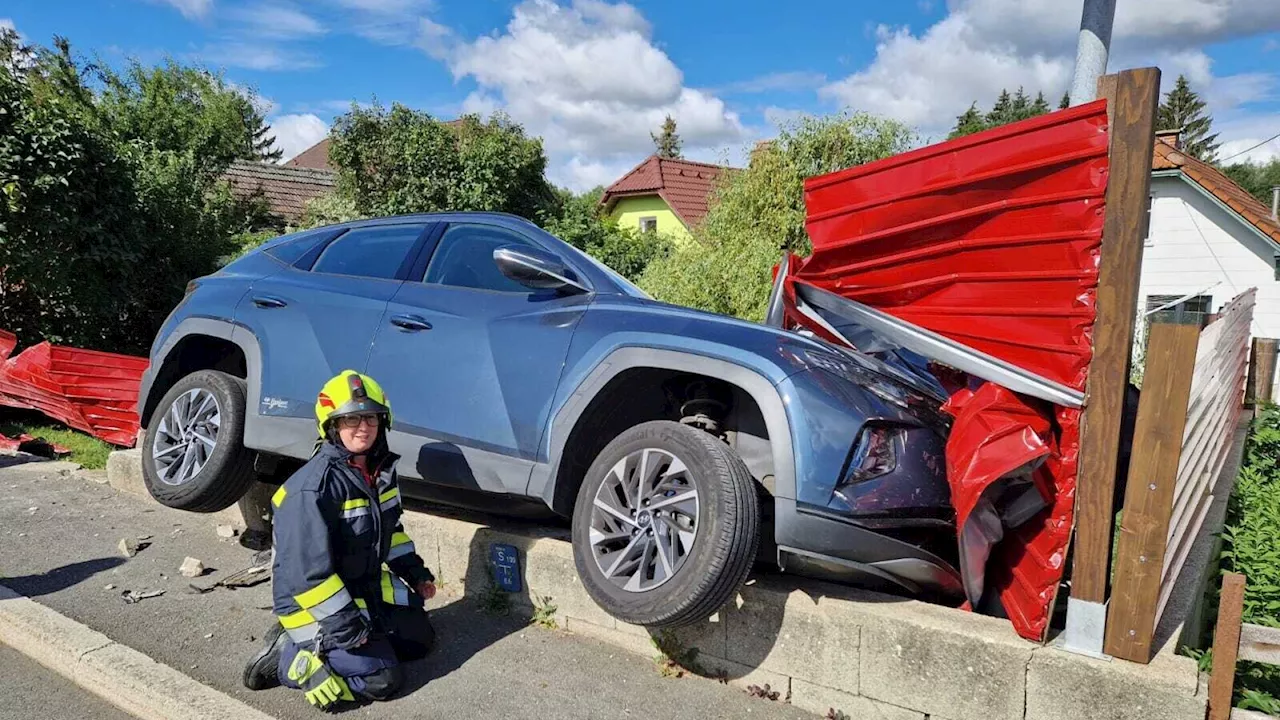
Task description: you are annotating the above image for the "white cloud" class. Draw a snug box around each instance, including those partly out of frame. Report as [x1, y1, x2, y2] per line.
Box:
[226, 81, 280, 116]
[436, 0, 747, 191]
[152, 0, 213, 20]
[822, 0, 1280, 139]
[0, 18, 13, 32]
[269, 113, 330, 161]
[197, 42, 321, 71]
[229, 3, 325, 39]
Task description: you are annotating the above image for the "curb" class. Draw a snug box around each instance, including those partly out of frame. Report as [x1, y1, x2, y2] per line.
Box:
[0, 583, 275, 720]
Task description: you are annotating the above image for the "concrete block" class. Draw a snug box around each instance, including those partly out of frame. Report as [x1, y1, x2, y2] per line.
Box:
[619, 614, 728, 663]
[1026, 646, 1206, 720]
[724, 578, 858, 693]
[790, 680, 924, 720]
[523, 538, 617, 630]
[106, 449, 145, 497]
[695, 652, 791, 696]
[847, 598, 1033, 720]
[566, 617, 653, 657]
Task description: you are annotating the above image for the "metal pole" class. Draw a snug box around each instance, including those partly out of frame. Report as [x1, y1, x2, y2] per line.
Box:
[1067, 0, 1118, 106]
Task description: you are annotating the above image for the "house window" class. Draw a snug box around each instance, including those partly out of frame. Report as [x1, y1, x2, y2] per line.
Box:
[1144, 294, 1213, 329]
[639, 216, 658, 233]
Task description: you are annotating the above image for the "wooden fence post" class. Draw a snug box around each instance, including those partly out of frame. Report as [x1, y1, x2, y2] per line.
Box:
[1255, 338, 1278, 406]
[1208, 572, 1246, 720]
[1103, 318, 1201, 662]
[1064, 66, 1161, 656]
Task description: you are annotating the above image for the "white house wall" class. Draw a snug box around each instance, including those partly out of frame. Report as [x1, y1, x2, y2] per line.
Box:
[1139, 175, 1279, 394]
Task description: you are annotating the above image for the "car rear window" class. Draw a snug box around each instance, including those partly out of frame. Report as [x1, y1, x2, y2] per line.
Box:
[263, 228, 333, 266]
[311, 224, 427, 280]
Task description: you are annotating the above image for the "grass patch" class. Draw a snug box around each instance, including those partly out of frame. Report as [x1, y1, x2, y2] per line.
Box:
[478, 581, 512, 616]
[1188, 404, 1280, 713]
[0, 413, 114, 470]
[530, 595, 558, 630]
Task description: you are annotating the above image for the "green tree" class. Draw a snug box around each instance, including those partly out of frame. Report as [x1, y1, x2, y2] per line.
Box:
[327, 103, 557, 221]
[639, 112, 915, 321]
[1059, 91, 1071, 110]
[1031, 92, 1050, 115]
[949, 102, 986, 139]
[651, 114, 682, 159]
[0, 31, 264, 353]
[1158, 74, 1220, 162]
[1223, 160, 1280, 206]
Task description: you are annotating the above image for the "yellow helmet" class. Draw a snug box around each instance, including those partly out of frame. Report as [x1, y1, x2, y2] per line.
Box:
[315, 370, 393, 437]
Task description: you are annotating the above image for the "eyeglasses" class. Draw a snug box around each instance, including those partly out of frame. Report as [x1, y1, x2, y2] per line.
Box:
[335, 414, 380, 429]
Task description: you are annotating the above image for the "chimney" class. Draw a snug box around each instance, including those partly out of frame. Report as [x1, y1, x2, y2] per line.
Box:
[1155, 128, 1182, 150]
[1272, 186, 1279, 221]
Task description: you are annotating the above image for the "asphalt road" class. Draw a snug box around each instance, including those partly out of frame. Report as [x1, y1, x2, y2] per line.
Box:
[0, 644, 137, 720]
[0, 457, 813, 720]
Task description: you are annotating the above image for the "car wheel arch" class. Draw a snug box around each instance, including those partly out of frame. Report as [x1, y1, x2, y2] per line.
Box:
[537, 347, 796, 518]
[141, 319, 265, 428]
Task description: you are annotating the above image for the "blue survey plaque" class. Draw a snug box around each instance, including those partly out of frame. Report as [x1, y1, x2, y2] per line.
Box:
[490, 543, 522, 593]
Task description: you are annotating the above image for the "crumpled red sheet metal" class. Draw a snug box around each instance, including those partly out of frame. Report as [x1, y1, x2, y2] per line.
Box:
[0, 329, 148, 447]
[0, 432, 72, 457]
[788, 100, 1109, 641]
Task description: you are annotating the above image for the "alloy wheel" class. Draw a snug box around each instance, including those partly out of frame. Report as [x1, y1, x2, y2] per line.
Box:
[588, 448, 700, 592]
[152, 388, 221, 486]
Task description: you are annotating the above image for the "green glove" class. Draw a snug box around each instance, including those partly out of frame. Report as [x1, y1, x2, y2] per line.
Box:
[287, 649, 354, 710]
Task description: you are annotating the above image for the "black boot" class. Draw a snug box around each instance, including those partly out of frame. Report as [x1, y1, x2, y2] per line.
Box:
[242, 622, 286, 690]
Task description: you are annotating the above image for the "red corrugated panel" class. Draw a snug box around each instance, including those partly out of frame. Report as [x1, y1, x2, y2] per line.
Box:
[0, 329, 147, 447]
[790, 100, 1109, 642]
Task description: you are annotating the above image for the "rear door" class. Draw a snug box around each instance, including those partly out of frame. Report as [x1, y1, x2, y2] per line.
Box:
[238, 222, 432, 457]
[365, 221, 592, 494]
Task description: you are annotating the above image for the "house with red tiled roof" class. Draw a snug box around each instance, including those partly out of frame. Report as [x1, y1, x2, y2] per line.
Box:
[599, 155, 736, 241]
[221, 160, 336, 225]
[1141, 128, 1280, 350]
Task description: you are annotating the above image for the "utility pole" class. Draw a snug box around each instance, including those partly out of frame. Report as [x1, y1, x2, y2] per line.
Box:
[1067, 0, 1117, 106]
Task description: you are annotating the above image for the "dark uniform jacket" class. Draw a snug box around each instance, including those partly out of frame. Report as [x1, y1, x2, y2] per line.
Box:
[270, 441, 434, 652]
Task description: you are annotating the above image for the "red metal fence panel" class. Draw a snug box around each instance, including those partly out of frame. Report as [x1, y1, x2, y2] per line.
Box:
[789, 100, 1110, 642]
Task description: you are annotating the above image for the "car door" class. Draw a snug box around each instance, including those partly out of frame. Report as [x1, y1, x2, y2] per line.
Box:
[237, 222, 432, 458]
[365, 221, 592, 494]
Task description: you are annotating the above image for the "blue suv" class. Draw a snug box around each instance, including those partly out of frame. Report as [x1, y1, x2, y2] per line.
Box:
[137, 212, 960, 627]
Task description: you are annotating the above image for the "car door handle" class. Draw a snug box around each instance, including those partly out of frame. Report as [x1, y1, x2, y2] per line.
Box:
[390, 315, 432, 332]
[251, 295, 287, 309]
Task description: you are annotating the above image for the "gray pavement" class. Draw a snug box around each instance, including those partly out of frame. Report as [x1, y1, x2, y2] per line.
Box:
[0, 644, 137, 720]
[0, 458, 812, 720]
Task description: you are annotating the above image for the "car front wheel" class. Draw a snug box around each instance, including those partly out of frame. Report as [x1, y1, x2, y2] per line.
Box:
[140, 370, 256, 512]
[571, 420, 760, 628]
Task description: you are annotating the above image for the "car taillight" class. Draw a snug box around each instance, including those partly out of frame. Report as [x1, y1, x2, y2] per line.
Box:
[844, 425, 902, 485]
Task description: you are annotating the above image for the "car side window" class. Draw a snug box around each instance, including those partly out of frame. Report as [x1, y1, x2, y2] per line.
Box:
[423, 223, 540, 293]
[310, 224, 426, 280]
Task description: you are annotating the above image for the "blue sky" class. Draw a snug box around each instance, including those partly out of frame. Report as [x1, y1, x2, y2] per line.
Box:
[4, 0, 1280, 190]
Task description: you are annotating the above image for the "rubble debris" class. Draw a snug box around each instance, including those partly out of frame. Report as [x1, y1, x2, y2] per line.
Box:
[203, 633, 214, 640]
[121, 589, 165, 604]
[216, 524, 238, 539]
[118, 538, 142, 558]
[136, 534, 152, 541]
[104, 584, 115, 591]
[190, 551, 272, 593]
[27, 507, 37, 515]
[187, 583, 214, 595]
[179, 557, 205, 578]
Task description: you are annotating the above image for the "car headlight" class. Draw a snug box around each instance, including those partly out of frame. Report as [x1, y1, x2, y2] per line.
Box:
[844, 424, 904, 486]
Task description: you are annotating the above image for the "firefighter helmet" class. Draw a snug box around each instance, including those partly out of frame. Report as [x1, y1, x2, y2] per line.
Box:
[315, 371, 392, 437]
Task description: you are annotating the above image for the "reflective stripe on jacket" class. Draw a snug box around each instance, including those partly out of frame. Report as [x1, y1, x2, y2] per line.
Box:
[270, 441, 434, 651]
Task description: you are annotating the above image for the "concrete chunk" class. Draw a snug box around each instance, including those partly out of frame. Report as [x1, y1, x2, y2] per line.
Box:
[791, 679, 924, 720]
[118, 538, 140, 558]
[106, 449, 145, 497]
[179, 557, 205, 578]
[1026, 646, 1206, 720]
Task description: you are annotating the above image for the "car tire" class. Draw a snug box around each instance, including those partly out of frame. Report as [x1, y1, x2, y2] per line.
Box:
[141, 370, 256, 513]
[571, 420, 760, 628]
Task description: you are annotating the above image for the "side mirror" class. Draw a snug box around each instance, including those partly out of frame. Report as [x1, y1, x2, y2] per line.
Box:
[494, 245, 588, 293]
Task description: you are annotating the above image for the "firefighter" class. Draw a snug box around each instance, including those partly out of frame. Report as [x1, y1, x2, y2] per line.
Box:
[241, 370, 436, 710]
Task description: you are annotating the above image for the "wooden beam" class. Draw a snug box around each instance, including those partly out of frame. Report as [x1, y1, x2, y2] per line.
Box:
[1209, 573, 1246, 720]
[1255, 338, 1278, 406]
[1246, 337, 1260, 407]
[1103, 318, 1200, 662]
[1070, 66, 1161, 605]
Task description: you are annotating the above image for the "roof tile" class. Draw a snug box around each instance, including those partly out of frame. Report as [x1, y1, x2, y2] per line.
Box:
[601, 155, 735, 228]
[1153, 139, 1280, 246]
[221, 161, 336, 223]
